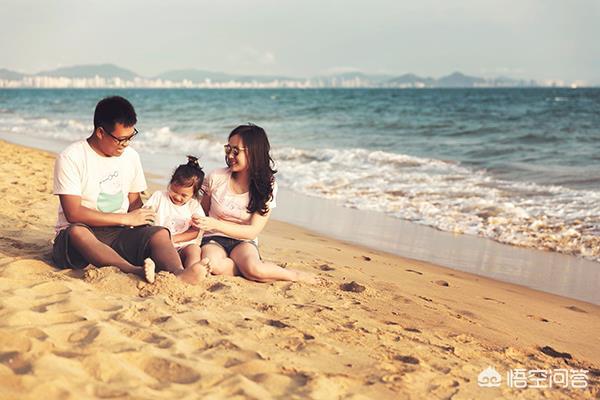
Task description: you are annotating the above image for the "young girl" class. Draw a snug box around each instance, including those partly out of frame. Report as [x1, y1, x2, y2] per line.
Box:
[193, 124, 316, 283]
[144, 156, 210, 283]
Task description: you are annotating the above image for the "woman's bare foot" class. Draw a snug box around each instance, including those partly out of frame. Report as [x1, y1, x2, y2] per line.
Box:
[294, 270, 320, 284]
[178, 258, 211, 285]
[144, 258, 156, 283]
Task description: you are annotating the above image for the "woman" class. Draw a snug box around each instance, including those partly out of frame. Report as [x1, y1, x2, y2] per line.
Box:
[193, 124, 315, 283]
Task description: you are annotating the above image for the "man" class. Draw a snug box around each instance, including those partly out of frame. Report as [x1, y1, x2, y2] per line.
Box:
[52, 96, 198, 283]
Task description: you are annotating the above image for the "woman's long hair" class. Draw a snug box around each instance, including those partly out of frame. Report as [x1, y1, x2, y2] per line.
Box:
[228, 124, 277, 216]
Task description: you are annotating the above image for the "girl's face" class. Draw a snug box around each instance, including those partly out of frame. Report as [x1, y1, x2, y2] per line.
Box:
[168, 183, 194, 205]
[225, 134, 248, 172]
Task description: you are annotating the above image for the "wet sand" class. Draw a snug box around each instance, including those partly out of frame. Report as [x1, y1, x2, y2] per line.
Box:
[0, 139, 598, 399]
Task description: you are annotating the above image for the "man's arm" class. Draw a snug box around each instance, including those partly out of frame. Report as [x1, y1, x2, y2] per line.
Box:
[60, 194, 154, 227]
[128, 192, 143, 211]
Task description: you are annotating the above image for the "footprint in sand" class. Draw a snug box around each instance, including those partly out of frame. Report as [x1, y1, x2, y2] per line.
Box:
[143, 357, 200, 384]
[0, 351, 32, 374]
[68, 325, 100, 346]
[340, 281, 366, 293]
[31, 300, 65, 313]
[539, 346, 572, 360]
[266, 319, 290, 329]
[565, 305, 587, 313]
[153, 315, 172, 324]
[5, 310, 86, 327]
[52, 350, 82, 359]
[28, 281, 73, 296]
[207, 282, 229, 292]
[483, 297, 505, 304]
[405, 269, 423, 275]
[94, 387, 129, 399]
[319, 264, 335, 271]
[527, 314, 550, 323]
[0, 331, 33, 361]
[140, 333, 174, 349]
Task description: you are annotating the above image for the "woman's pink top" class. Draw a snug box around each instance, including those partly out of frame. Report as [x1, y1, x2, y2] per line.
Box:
[202, 167, 277, 239]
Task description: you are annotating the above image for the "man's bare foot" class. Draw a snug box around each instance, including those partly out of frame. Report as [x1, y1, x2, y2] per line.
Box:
[178, 258, 210, 285]
[144, 258, 156, 283]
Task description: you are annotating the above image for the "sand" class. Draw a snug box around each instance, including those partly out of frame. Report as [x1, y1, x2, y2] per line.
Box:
[0, 139, 598, 399]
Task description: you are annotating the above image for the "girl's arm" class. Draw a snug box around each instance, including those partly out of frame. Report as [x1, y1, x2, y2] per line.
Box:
[172, 226, 202, 243]
[192, 211, 270, 241]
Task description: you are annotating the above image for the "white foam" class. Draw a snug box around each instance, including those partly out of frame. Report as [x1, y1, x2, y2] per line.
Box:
[273, 146, 600, 263]
[2, 114, 599, 263]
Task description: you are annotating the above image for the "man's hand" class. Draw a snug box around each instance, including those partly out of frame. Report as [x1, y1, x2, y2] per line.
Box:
[124, 208, 156, 226]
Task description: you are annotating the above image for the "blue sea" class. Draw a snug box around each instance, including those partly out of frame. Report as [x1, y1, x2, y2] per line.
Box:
[1, 88, 599, 263]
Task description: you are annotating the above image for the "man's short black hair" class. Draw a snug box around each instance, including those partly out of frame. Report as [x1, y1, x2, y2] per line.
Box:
[93, 96, 137, 133]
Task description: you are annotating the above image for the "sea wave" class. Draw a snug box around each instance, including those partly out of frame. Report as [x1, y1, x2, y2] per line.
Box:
[1, 114, 599, 263]
[273, 146, 600, 263]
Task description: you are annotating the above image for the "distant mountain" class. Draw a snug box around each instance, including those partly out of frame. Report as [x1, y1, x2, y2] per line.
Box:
[36, 64, 139, 79]
[155, 69, 235, 82]
[0, 63, 567, 87]
[386, 73, 436, 87]
[0, 68, 25, 80]
[436, 72, 486, 87]
[312, 72, 394, 85]
[156, 69, 303, 83]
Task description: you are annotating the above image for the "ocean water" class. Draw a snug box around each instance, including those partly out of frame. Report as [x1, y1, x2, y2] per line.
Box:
[1, 88, 599, 263]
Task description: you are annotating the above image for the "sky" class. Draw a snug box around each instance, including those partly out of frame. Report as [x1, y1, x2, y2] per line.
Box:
[1, 0, 599, 83]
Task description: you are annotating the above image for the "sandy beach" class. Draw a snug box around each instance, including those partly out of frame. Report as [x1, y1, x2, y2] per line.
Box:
[0, 139, 598, 399]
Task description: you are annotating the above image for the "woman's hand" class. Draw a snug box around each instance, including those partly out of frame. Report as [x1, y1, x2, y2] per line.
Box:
[192, 215, 220, 232]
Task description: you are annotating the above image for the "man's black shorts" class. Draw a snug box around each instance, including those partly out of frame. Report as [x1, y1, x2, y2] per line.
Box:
[52, 223, 167, 269]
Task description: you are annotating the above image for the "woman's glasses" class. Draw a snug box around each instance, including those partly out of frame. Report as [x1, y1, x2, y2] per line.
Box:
[224, 144, 246, 157]
[101, 127, 139, 145]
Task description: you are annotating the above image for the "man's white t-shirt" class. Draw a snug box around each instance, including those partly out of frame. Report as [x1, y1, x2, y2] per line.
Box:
[144, 190, 205, 248]
[53, 140, 147, 233]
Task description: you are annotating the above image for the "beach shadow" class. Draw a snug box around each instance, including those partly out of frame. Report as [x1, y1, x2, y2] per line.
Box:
[0, 215, 53, 259]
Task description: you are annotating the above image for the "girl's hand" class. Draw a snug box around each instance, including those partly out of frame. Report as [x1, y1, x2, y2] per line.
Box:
[192, 216, 219, 232]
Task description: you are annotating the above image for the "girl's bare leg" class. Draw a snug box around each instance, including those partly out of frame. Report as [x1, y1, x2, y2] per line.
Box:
[177, 244, 209, 284]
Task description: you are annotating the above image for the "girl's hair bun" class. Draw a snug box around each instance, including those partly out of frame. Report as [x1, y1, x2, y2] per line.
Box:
[187, 155, 200, 169]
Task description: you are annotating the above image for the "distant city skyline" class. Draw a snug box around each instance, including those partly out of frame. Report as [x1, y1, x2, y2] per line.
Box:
[1, 0, 599, 84]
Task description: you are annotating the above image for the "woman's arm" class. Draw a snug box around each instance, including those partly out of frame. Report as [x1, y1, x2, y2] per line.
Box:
[200, 193, 211, 216]
[192, 211, 270, 240]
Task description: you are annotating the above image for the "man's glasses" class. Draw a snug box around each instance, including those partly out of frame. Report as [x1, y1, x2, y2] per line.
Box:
[101, 127, 138, 145]
[224, 144, 246, 157]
